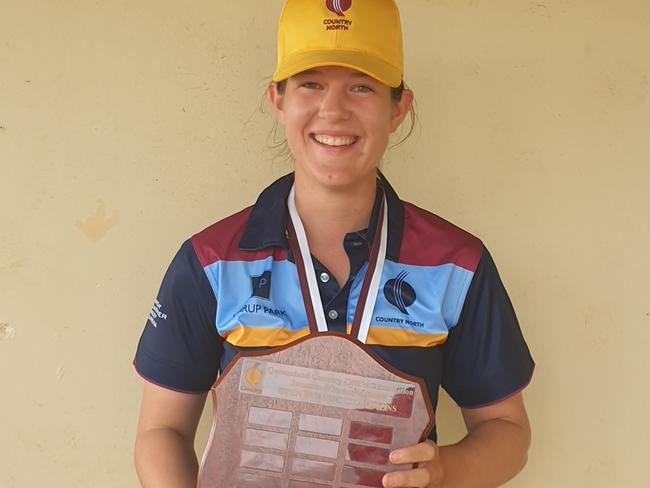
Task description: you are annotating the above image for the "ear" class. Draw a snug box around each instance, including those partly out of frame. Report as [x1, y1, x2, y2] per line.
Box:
[389, 88, 414, 133]
[267, 83, 286, 126]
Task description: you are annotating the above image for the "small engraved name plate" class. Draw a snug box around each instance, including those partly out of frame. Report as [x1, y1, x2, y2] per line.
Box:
[197, 333, 434, 488]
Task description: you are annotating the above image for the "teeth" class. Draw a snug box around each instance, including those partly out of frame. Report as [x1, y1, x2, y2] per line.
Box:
[313, 134, 357, 146]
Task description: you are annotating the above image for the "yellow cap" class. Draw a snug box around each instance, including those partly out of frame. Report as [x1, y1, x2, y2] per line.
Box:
[273, 0, 404, 88]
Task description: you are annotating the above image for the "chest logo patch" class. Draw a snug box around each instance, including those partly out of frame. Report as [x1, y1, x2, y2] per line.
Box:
[384, 271, 416, 314]
[251, 271, 272, 300]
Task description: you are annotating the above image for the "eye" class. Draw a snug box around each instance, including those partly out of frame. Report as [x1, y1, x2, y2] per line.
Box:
[301, 81, 321, 89]
[352, 84, 373, 93]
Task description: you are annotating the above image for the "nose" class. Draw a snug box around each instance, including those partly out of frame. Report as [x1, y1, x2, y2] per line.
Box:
[318, 86, 351, 121]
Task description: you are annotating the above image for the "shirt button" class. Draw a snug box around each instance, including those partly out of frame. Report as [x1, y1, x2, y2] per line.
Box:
[328, 309, 339, 320]
[320, 272, 330, 283]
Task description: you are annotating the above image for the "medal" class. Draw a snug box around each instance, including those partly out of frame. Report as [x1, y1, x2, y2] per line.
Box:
[286, 184, 388, 343]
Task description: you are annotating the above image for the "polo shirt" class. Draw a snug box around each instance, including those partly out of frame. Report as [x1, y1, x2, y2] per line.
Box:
[134, 173, 534, 442]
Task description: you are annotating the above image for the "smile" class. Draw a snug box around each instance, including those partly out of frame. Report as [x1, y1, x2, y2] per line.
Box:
[311, 134, 358, 147]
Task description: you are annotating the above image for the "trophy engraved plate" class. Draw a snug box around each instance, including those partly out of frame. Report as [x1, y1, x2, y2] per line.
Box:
[197, 333, 434, 488]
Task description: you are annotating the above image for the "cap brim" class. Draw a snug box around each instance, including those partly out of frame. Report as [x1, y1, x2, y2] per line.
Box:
[272, 49, 402, 88]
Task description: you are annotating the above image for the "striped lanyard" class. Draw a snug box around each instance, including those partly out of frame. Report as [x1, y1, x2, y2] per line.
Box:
[286, 185, 388, 344]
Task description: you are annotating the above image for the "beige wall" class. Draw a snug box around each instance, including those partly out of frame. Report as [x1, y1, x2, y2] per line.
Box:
[1, 0, 649, 486]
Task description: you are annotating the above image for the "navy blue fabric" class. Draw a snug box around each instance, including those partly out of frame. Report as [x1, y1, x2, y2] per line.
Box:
[442, 248, 534, 407]
[134, 240, 222, 393]
[238, 174, 293, 251]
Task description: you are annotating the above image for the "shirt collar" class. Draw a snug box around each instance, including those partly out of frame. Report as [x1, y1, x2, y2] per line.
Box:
[239, 171, 404, 261]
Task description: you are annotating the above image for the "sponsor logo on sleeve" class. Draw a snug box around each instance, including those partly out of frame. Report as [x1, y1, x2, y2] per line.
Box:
[148, 299, 168, 328]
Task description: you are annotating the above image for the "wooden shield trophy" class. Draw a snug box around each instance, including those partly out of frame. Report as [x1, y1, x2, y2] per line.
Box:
[197, 333, 434, 487]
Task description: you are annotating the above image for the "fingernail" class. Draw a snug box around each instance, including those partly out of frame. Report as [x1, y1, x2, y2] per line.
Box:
[389, 450, 400, 463]
[382, 472, 392, 487]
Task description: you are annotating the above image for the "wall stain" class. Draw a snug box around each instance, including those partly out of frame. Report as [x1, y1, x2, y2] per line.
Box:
[56, 365, 66, 381]
[75, 200, 120, 243]
[0, 323, 15, 341]
[523, 1, 557, 19]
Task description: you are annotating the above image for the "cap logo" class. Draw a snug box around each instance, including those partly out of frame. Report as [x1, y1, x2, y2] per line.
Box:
[326, 0, 352, 17]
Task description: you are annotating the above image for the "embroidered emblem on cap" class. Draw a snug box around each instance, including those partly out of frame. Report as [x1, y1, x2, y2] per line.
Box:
[326, 0, 352, 17]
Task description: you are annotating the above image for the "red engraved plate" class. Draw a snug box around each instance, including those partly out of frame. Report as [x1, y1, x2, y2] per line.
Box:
[197, 333, 434, 488]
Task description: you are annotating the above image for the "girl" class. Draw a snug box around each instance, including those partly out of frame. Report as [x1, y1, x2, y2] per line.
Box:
[134, 1, 534, 486]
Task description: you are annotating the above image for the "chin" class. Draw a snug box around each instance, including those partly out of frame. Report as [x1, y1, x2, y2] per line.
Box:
[309, 165, 376, 191]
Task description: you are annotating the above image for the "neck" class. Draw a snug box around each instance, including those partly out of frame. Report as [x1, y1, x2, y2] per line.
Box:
[293, 175, 377, 242]
[291, 173, 378, 287]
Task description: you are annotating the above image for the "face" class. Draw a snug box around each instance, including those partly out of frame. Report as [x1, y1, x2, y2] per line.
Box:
[268, 66, 413, 192]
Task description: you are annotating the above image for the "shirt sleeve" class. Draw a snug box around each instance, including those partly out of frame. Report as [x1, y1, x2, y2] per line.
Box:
[133, 239, 223, 393]
[441, 247, 534, 408]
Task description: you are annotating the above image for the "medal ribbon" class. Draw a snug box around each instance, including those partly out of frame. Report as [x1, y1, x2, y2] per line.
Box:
[286, 184, 388, 344]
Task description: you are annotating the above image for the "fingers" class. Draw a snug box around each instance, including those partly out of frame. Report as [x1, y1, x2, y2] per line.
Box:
[389, 441, 438, 465]
[382, 466, 431, 488]
[381, 441, 443, 488]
